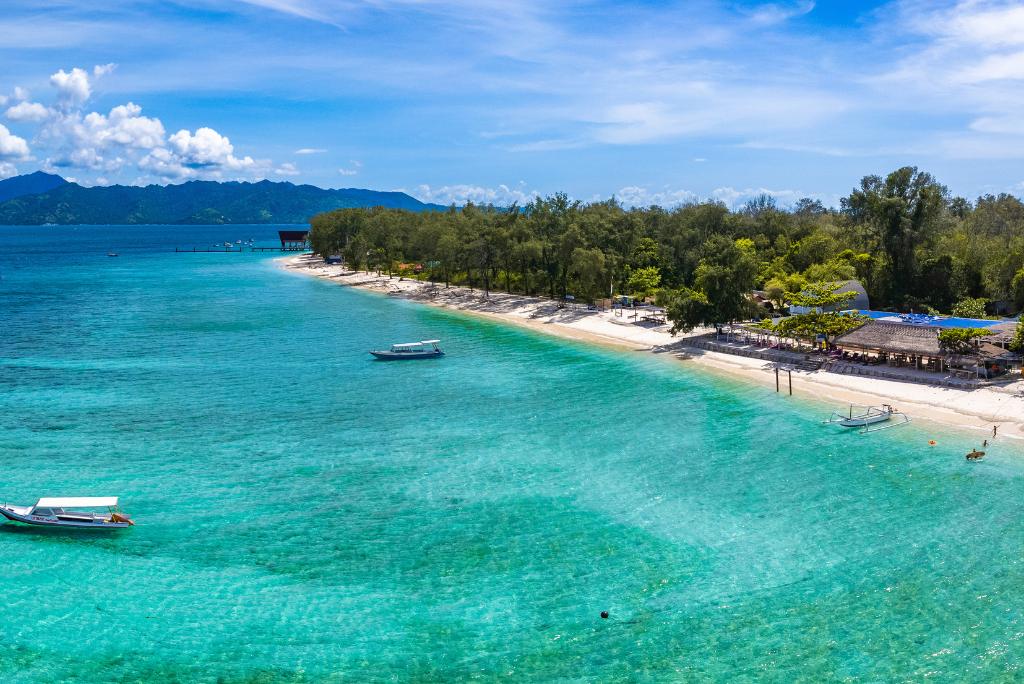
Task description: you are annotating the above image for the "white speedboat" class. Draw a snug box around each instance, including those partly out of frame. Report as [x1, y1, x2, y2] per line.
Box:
[369, 340, 444, 360]
[0, 497, 133, 529]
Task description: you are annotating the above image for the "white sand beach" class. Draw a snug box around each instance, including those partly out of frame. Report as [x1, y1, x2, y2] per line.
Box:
[282, 254, 1024, 441]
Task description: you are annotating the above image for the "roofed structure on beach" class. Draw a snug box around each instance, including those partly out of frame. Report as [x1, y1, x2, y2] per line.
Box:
[984, 321, 1019, 345]
[833, 321, 941, 356]
[279, 230, 309, 248]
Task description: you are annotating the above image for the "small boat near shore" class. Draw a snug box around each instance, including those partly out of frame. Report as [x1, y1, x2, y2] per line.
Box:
[370, 339, 444, 360]
[0, 497, 133, 529]
[824, 404, 910, 434]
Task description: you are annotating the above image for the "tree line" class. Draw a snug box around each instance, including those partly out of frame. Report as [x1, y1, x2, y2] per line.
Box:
[308, 166, 1024, 333]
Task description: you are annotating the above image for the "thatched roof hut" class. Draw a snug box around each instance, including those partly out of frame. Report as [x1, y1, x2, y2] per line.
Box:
[833, 321, 941, 356]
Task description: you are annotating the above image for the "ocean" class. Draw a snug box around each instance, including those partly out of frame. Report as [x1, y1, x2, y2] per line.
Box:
[1, 225, 1023, 681]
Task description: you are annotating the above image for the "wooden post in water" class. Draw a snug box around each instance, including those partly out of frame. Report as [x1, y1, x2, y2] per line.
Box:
[788, 370, 792, 396]
[775, 366, 780, 392]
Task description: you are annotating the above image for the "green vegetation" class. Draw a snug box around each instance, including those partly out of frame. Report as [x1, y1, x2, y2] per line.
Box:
[937, 328, 991, 353]
[1010, 321, 1024, 353]
[951, 297, 989, 319]
[775, 281, 866, 342]
[308, 166, 1024, 333]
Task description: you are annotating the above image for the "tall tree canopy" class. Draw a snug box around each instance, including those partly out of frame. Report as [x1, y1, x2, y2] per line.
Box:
[307, 166, 1024, 333]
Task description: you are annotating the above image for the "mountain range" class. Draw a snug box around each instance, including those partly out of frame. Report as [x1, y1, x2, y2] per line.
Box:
[0, 173, 446, 224]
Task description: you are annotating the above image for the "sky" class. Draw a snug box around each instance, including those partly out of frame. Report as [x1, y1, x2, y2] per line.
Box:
[3, 0, 1024, 208]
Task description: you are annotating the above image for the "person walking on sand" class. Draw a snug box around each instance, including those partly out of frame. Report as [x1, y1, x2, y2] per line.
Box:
[993, 425, 999, 438]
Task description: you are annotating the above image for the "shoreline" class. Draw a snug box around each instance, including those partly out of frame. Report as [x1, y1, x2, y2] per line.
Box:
[280, 254, 1024, 441]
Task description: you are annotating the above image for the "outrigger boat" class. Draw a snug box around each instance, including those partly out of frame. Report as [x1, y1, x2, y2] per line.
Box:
[0, 497, 133, 529]
[823, 404, 910, 434]
[369, 339, 444, 360]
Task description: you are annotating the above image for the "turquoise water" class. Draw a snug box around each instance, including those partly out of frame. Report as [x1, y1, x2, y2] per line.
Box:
[2, 225, 1024, 681]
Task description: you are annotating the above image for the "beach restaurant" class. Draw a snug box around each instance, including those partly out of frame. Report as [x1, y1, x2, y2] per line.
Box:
[832, 319, 1020, 378]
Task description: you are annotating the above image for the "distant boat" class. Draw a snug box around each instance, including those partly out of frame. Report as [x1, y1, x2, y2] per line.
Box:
[369, 339, 444, 360]
[0, 496, 133, 529]
[223, 242, 233, 247]
[107, 252, 119, 257]
[235, 240, 242, 244]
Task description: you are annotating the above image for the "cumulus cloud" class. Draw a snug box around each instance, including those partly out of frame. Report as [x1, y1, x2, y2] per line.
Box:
[50, 67, 94, 109]
[139, 127, 259, 179]
[5, 101, 50, 122]
[408, 182, 540, 206]
[0, 162, 17, 179]
[0, 124, 30, 160]
[275, 161, 300, 175]
[613, 186, 698, 208]
[4, 65, 269, 182]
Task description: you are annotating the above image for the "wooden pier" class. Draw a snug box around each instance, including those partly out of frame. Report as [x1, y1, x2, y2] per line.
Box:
[174, 246, 309, 253]
[175, 247, 244, 253]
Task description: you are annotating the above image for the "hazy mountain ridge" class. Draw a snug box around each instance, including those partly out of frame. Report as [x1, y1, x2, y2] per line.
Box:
[0, 175, 446, 224]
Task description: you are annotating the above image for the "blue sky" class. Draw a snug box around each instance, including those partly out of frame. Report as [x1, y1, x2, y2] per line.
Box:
[3, 0, 1024, 207]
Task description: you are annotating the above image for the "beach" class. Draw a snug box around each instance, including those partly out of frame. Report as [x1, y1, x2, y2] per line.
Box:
[283, 253, 1024, 440]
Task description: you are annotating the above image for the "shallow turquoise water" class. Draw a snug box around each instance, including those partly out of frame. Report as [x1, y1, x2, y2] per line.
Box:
[2, 226, 1024, 681]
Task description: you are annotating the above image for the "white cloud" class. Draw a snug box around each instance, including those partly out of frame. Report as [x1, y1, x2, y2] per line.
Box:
[0, 161, 17, 179]
[408, 182, 539, 206]
[167, 127, 255, 171]
[614, 186, 697, 208]
[1, 65, 269, 181]
[50, 67, 94, 109]
[13, 87, 29, 102]
[0, 124, 30, 160]
[711, 186, 804, 208]
[85, 103, 165, 149]
[136, 126, 261, 179]
[294, 147, 325, 154]
[742, 1, 815, 26]
[5, 101, 50, 122]
[275, 161, 300, 175]
[338, 159, 362, 175]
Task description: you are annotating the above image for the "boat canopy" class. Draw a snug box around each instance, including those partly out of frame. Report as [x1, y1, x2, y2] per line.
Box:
[421, 339, 440, 344]
[35, 497, 118, 508]
[392, 342, 424, 348]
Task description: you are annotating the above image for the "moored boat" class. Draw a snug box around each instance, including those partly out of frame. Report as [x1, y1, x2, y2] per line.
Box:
[369, 339, 444, 360]
[0, 497, 133, 529]
[823, 404, 910, 433]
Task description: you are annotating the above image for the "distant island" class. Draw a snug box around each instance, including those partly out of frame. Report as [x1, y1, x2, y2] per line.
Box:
[0, 172, 446, 225]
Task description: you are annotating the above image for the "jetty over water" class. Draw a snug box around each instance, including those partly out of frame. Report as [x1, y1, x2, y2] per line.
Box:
[175, 229, 311, 253]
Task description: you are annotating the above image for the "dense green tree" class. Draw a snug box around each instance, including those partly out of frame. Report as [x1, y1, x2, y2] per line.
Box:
[951, 297, 988, 318]
[842, 166, 947, 307]
[306, 166, 1024, 321]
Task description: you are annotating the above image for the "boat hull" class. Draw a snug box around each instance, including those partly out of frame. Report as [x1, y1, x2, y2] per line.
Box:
[839, 413, 891, 427]
[0, 506, 131, 529]
[369, 350, 444, 360]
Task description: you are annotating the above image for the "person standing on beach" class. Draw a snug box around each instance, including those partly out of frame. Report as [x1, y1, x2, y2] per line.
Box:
[993, 425, 999, 438]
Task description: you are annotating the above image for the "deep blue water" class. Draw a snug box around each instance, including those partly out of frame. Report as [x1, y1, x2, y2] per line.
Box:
[2, 225, 1024, 681]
